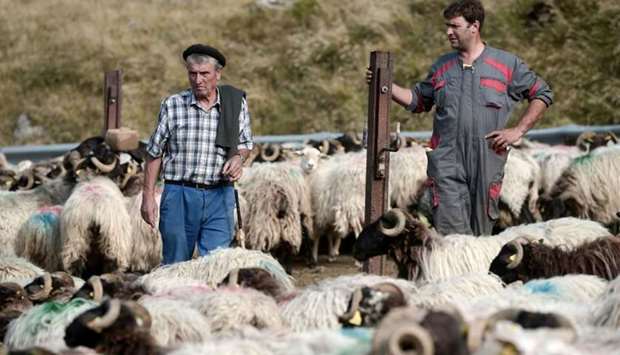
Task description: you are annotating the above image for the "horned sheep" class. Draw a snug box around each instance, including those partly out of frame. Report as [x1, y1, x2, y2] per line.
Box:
[353, 208, 611, 282]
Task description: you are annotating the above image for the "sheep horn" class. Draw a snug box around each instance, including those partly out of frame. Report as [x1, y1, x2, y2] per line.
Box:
[260, 143, 280, 162]
[372, 282, 404, 298]
[506, 240, 524, 269]
[86, 299, 121, 332]
[576, 131, 595, 151]
[606, 131, 618, 144]
[227, 268, 240, 286]
[349, 132, 362, 146]
[18, 171, 35, 190]
[87, 276, 104, 302]
[387, 324, 434, 355]
[339, 287, 364, 323]
[126, 301, 152, 330]
[379, 209, 407, 237]
[318, 140, 330, 154]
[29, 272, 53, 301]
[119, 161, 138, 189]
[91, 156, 117, 173]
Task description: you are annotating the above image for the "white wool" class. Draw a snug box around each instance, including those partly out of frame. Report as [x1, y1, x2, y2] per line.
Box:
[0, 179, 74, 257]
[478, 322, 584, 355]
[60, 177, 133, 273]
[410, 273, 505, 308]
[417, 217, 609, 283]
[14, 206, 63, 271]
[168, 338, 274, 355]
[124, 190, 163, 272]
[139, 276, 212, 295]
[551, 148, 620, 225]
[537, 151, 580, 197]
[501, 148, 541, 217]
[522, 275, 608, 303]
[0, 256, 44, 285]
[137, 247, 295, 291]
[279, 273, 416, 332]
[4, 298, 97, 352]
[187, 286, 286, 333]
[388, 145, 428, 209]
[139, 296, 212, 347]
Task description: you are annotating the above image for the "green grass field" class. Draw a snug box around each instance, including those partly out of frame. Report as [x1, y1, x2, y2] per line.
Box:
[1, 0, 619, 145]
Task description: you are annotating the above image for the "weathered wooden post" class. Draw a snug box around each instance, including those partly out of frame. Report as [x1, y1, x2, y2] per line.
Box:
[363, 51, 393, 275]
[103, 70, 123, 135]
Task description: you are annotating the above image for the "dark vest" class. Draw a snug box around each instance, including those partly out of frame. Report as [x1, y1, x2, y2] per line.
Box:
[215, 85, 246, 158]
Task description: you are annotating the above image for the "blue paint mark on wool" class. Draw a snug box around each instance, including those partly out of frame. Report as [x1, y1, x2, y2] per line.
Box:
[525, 280, 558, 296]
[34, 212, 59, 232]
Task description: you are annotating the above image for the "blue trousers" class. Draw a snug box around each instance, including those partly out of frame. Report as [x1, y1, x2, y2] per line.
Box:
[159, 184, 235, 264]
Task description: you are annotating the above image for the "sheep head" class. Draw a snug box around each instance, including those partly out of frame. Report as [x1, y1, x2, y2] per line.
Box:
[0, 282, 32, 313]
[64, 299, 152, 351]
[73, 273, 143, 302]
[339, 282, 407, 327]
[219, 267, 283, 299]
[489, 236, 542, 284]
[25, 272, 75, 303]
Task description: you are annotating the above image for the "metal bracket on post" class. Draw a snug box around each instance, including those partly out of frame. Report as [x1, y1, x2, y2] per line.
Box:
[363, 51, 393, 275]
[103, 70, 123, 135]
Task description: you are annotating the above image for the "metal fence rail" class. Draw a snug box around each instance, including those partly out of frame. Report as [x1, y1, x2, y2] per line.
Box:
[2, 124, 619, 165]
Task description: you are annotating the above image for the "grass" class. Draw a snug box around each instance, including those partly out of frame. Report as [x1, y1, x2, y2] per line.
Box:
[0, 0, 619, 145]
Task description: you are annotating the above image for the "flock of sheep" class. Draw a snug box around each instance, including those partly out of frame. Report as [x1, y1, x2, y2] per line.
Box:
[0, 129, 619, 354]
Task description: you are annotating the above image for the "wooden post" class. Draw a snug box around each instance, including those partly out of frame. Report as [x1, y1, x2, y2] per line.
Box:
[103, 70, 122, 135]
[363, 51, 393, 275]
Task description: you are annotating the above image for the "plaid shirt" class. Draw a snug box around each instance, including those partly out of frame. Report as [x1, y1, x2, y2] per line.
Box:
[146, 88, 253, 184]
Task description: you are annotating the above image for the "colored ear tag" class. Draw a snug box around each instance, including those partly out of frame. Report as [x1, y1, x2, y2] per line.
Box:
[348, 310, 363, 326]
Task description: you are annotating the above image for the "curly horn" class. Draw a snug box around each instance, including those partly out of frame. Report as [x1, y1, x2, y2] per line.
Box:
[605, 131, 618, 144]
[260, 143, 281, 162]
[387, 324, 434, 355]
[506, 239, 525, 269]
[91, 156, 117, 173]
[87, 276, 104, 302]
[29, 273, 53, 301]
[120, 161, 138, 189]
[18, 171, 35, 190]
[227, 268, 240, 286]
[379, 209, 407, 237]
[339, 287, 364, 324]
[318, 140, 330, 154]
[86, 299, 121, 332]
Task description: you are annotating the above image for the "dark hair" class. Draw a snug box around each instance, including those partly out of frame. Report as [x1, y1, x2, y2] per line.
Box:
[443, 0, 485, 32]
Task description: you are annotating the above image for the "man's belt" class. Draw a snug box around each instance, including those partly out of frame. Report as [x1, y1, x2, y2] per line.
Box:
[164, 180, 232, 190]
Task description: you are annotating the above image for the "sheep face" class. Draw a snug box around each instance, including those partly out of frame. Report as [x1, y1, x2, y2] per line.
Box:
[24, 272, 75, 303]
[339, 282, 407, 327]
[219, 268, 283, 299]
[0, 282, 32, 313]
[489, 238, 536, 284]
[64, 299, 152, 351]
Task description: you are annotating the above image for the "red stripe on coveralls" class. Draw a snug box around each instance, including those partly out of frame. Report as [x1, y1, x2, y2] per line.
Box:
[529, 80, 541, 99]
[431, 59, 458, 87]
[414, 90, 425, 113]
[483, 57, 513, 83]
[480, 78, 507, 93]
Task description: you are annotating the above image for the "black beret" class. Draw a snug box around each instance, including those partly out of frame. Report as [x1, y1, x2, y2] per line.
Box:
[182, 44, 226, 67]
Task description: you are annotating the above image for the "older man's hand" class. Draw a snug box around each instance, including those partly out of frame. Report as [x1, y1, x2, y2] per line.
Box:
[223, 154, 244, 181]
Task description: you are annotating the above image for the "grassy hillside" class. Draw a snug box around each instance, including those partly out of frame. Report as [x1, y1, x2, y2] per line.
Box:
[1, 0, 619, 145]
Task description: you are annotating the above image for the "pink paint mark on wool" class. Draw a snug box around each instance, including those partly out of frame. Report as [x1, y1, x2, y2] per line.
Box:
[37, 205, 63, 215]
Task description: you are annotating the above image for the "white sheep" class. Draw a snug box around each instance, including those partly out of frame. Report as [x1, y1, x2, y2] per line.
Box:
[124, 189, 163, 272]
[0, 178, 75, 257]
[59, 176, 133, 277]
[13, 206, 63, 272]
[541, 146, 620, 227]
[0, 256, 44, 286]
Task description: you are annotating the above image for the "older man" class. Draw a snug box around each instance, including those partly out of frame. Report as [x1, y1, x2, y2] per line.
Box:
[141, 44, 253, 264]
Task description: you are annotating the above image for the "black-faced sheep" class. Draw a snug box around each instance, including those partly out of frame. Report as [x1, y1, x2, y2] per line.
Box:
[338, 282, 407, 327]
[353, 208, 610, 282]
[489, 235, 620, 284]
[0, 282, 32, 341]
[24, 272, 76, 303]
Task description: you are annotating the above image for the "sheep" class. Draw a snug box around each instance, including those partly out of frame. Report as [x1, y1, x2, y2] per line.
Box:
[539, 146, 620, 229]
[353, 208, 611, 282]
[14, 206, 63, 272]
[23, 272, 76, 304]
[64, 299, 164, 355]
[372, 306, 469, 355]
[123, 190, 163, 273]
[72, 273, 145, 302]
[489, 235, 620, 284]
[338, 282, 407, 327]
[0, 282, 32, 341]
[0, 257, 45, 286]
[0, 178, 75, 257]
[576, 131, 618, 153]
[279, 273, 417, 332]
[136, 247, 294, 293]
[3, 298, 97, 352]
[59, 176, 133, 278]
[220, 267, 286, 300]
[137, 296, 212, 347]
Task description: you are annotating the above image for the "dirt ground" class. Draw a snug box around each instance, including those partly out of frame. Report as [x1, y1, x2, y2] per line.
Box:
[291, 254, 363, 288]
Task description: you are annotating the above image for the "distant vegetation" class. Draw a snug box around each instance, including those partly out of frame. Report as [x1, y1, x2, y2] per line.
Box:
[1, 0, 619, 145]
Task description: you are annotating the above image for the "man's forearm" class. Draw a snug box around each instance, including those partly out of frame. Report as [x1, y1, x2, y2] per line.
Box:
[515, 99, 548, 136]
[391, 83, 413, 107]
[143, 156, 162, 196]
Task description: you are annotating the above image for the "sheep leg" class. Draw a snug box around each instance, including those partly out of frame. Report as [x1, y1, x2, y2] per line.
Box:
[327, 234, 341, 262]
[310, 237, 319, 267]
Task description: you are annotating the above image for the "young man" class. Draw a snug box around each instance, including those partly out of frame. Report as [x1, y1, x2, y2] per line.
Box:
[385, 0, 552, 235]
[141, 44, 253, 264]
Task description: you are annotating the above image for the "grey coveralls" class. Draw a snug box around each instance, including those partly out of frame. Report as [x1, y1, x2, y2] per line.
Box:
[407, 46, 553, 236]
